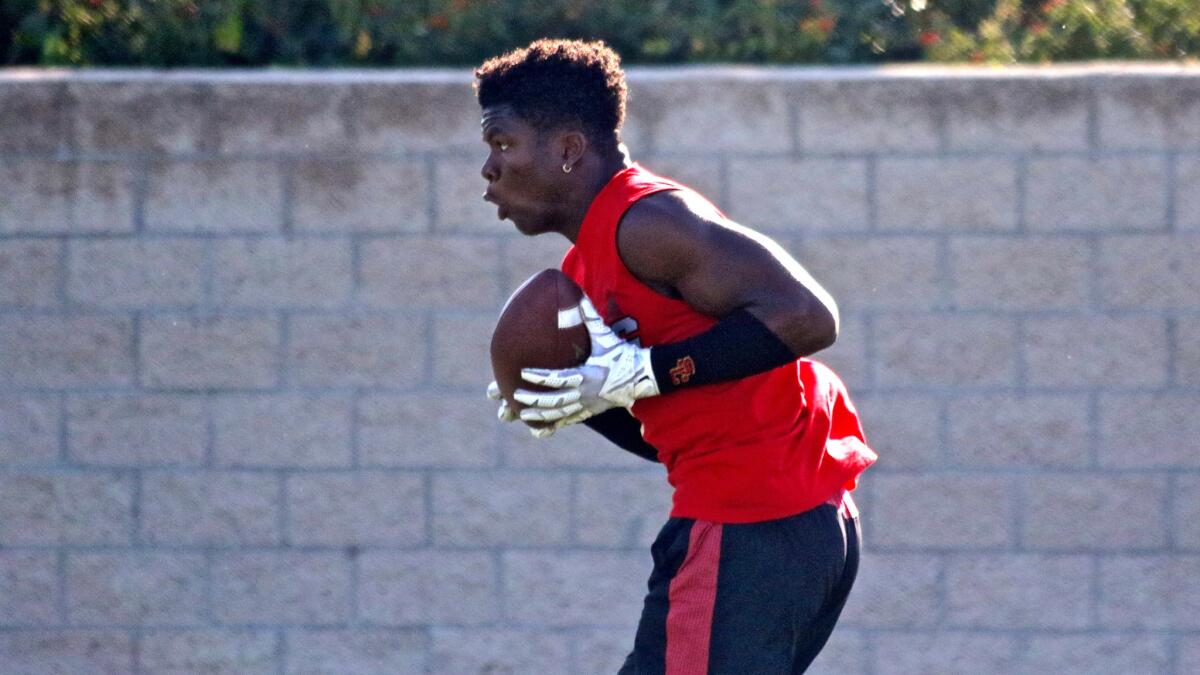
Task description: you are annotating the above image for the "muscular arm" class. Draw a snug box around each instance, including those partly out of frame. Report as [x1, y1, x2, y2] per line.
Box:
[616, 190, 838, 387]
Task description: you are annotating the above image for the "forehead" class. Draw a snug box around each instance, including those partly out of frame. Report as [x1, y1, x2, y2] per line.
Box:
[481, 104, 531, 135]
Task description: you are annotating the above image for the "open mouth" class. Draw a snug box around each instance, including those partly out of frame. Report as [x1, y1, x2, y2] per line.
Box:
[483, 191, 507, 220]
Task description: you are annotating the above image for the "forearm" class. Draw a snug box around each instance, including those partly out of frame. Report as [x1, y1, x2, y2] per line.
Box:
[647, 308, 799, 394]
[582, 408, 660, 462]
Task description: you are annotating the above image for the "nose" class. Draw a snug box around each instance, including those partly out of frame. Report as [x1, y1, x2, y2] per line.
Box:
[481, 154, 498, 183]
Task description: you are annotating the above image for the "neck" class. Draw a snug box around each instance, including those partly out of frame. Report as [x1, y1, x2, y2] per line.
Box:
[560, 151, 633, 243]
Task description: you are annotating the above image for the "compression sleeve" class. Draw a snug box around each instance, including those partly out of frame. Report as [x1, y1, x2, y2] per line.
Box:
[648, 308, 797, 394]
[582, 407, 660, 463]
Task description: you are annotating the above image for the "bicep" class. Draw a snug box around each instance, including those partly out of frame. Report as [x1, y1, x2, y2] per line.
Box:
[619, 194, 824, 318]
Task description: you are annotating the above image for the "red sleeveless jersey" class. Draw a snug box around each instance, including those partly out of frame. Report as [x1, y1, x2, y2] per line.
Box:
[561, 164, 877, 523]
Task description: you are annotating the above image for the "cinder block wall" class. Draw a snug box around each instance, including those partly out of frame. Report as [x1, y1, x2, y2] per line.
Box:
[1, 66, 1198, 674]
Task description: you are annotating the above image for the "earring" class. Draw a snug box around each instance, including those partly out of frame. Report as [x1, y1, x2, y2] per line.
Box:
[562, 163, 572, 174]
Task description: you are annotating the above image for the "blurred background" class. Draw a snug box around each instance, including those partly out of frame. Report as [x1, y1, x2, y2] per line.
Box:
[1, 1, 1198, 674]
[1, 0, 1198, 66]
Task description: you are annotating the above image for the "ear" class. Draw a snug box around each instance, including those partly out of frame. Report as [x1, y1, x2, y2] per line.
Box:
[559, 129, 588, 169]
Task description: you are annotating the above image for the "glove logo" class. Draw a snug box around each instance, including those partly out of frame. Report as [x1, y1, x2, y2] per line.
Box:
[669, 356, 696, 385]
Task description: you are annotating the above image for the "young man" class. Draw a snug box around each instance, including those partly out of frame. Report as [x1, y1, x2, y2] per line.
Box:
[477, 39, 877, 673]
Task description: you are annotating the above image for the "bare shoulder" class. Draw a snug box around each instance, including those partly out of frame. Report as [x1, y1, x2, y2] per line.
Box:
[616, 190, 722, 287]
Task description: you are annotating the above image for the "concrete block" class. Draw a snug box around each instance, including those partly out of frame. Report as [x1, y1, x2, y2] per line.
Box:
[0, 160, 133, 234]
[839, 553, 942, 629]
[575, 472, 673, 548]
[287, 472, 424, 546]
[0, 239, 62, 308]
[287, 314, 425, 388]
[292, 160, 427, 233]
[431, 313, 495, 388]
[0, 315, 134, 387]
[213, 237, 353, 309]
[358, 551, 497, 625]
[1178, 475, 1200, 549]
[359, 393, 498, 468]
[1097, 77, 1200, 150]
[68, 238, 205, 309]
[0, 632, 133, 675]
[1026, 156, 1168, 231]
[1182, 635, 1200, 675]
[797, 79, 941, 153]
[951, 236, 1091, 310]
[0, 473, 132, 545]
[140, 315, 280, 389]
[0, 81, 70, 154]
[874, 314, 1017, 388]
[140, 630, 278, 675]
[873, 631, 1019, 675]
[946, 554, 1091, 629]
[433, 471, 570, 546]
[1099, 394, 1200, 468]
[429, 628, 570, 675]
[1022, 474, 1167, 550]
[633, 78, 791, 153]
[503, 551, 651, 626]
[852, 394, 941, 470]
[871, 475, 1014, 549]
[1098, 235, 1200, 310]
[145, 160, 282, 233]
[641, 156, 723, 204]
[942, 78, 1090, 152]
[213, 394, 353, 468]
[212, 82, 349, 154]
[69, 80, 212, 154]
[574, 629, 638, 675]
[877, 159, 1019, 232]
[67, 552, 206, 625]
[67, 394, 206, 467]
[503, 235, 571, 291]
[288, 629, 426, 675]
[359, 237, 502, 309]
[0, 395, 61, 465]
[346, 80, 480, 153]
[1099, 555, 1200, 629]
[728, 158, 868, 232]
[502, 416, 663, 469]
[435, 157, 508, 233]
[1180, 318, 1200, 385]
[814, 314, 869, 392]
[142, 471, 280, 546]
[801, 236, 941, 311]
[0, 552, 58, 625]
[1024, 316, 1169, 388]
[1016, 634, 1169, 675]
[212, 552, 351, 624]
[1179, 156, 1200, 230]
[947, 394, 1090, 468]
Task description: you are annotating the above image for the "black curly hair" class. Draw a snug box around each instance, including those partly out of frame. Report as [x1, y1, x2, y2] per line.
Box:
[474, 38, 627, 157]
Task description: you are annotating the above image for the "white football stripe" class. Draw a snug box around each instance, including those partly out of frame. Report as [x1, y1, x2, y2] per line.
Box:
[557, 306, 583, 329]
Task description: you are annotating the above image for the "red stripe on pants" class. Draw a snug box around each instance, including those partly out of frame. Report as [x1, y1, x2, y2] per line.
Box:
[665, 520, 723, 675]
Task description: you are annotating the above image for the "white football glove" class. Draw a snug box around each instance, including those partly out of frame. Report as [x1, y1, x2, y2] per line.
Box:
[485, 380, 518, 423]
[514, 296, 659, 434]
[487, 379, 574, 439]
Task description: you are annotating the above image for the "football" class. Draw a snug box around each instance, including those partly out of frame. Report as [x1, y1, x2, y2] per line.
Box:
[490, 269, 592, 427]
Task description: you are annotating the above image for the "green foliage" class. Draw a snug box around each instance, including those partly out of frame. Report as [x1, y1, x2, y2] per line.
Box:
[1, 0, 1196, 66]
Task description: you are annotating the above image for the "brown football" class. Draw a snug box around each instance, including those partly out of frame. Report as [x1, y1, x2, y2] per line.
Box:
[490, 269, 591, 427]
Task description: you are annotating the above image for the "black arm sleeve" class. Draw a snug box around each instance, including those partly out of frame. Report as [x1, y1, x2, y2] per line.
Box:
[582, 408, 661, 463]
[649, 308, 797, 394]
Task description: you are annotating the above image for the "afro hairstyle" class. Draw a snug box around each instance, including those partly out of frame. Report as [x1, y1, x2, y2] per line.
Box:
[474, 38, 627, 157]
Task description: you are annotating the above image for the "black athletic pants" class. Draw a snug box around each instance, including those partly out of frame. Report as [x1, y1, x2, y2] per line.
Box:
[618, 503, 861, 674]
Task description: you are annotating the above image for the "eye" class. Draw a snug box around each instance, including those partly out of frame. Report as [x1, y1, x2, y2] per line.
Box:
[498, 141, 510, 151]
